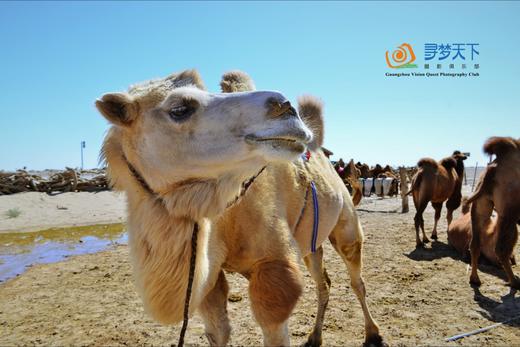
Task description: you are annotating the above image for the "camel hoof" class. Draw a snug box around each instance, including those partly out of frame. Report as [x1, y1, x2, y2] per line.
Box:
[416, 242, 424, 249]
[363, 334, 387, 347]
[507, 277, 520, 290]
[423, 238, 430, 244]
[431, 234, 438, 241]
[303, 335, 321, 347]
[470, 275, 482, 287]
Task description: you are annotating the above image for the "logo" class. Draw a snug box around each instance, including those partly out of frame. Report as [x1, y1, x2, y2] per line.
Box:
[385, 41, 480, 78]
[385, 43, 417, 68]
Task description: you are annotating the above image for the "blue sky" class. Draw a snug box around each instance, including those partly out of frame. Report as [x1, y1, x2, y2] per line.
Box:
[0, 1, 518, 170]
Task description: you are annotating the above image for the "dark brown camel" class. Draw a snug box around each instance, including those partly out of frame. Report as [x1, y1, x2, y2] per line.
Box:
[409, 151, 467, 247]
[467, 136, 520, 289]
[333, 158, 346, 178]
[370, 164, 384, 178]
[356, 162, 370, 179]
[382, 165, 393, 175]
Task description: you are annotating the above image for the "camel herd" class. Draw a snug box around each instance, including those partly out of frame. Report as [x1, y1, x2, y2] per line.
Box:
[96, 69, 518, 346]
[407, 142, 519, 291]
[333, 160, 400, 203]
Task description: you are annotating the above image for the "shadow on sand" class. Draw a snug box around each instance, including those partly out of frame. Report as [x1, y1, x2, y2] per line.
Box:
[405, 240, 509, 282]
[406, 240, 520, 328]
[472, 287, 520, 327]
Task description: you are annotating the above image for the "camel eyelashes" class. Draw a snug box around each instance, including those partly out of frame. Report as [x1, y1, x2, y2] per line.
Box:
[168, 105, 196, 122]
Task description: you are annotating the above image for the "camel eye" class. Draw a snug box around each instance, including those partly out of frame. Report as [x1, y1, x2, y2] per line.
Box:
[168, 105, 195, 122]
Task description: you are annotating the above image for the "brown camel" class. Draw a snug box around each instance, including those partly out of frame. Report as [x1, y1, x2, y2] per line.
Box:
[381, 165, 393, 175]
[370, 164, 384, 178]
[96, 69, 384, 346]
[344, 159, 363, 206]
[321, 147, 333, 158]
[356, 162, 370, 179]
[467, 136, 520, 289]
[448, 198, 517, 266]
[409, 151, 467, 247]
[333, 158, 346, 177]
[334, 159, 362, 205]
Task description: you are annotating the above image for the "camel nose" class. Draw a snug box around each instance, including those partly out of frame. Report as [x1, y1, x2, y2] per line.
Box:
[265, 97, 296, 119]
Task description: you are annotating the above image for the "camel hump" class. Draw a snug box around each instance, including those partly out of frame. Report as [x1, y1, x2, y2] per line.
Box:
[483, 136, 520, 157]
[298, 95, 324, 150]
[417, 158, 438, 170]
[440, 157, 457, 170]
[220, 70, 256, 92]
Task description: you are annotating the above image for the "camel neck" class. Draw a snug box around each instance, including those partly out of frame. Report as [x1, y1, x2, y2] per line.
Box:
[123, 154, 266, 220]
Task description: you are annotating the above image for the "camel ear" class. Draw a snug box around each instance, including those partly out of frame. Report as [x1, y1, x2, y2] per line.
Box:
[220, 70, 256, 92]
[95, 93, 138, 127]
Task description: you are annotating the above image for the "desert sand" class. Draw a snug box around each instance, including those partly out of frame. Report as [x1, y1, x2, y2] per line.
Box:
[0, 186, 519, 346]
[0, 191, 126, 232]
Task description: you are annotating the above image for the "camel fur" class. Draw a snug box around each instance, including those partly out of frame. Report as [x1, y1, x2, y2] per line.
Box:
[447, 198, 517, 266]
[409, 151, 467, 247]
[356, 162, 371, 179]
[334, 158, 362, 206]
[96, 69, 384, 346]
[467, 136, 520, 289]
[344, 159, 363, 206]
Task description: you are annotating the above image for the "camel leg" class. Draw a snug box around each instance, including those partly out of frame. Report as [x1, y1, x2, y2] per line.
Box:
[413, 199, 429, 247]
[329, 214, 384, 347]
[198, 271, 231, 346]
[469, 197, 493, 286]
[494, 215, 520, 289]
[248, 259, 303, 346]
[431, 202, 442, 240]
[446, 190, 462, 229]
[303, 247, 331, 347]
[446, 208, 455, 229]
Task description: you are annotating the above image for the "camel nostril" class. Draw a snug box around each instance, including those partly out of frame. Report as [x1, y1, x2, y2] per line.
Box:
[266, 97, 293, 118]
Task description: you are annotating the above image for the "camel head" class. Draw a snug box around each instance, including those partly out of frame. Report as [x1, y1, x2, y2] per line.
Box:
[97, 70, 312, 200]
[452, 150, 468, 162]
[452, 150, 468, 176]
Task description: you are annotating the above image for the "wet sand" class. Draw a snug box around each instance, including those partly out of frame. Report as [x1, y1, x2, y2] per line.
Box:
[1, 187, 519, 346]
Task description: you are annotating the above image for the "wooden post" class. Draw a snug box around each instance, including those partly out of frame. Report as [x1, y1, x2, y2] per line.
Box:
[471, 162, 478, 192]
[399, 167, 409, 213]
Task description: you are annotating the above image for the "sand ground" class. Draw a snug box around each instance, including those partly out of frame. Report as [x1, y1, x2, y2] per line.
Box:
[0, 191, 126, 232]
[0, 187, 519, 346]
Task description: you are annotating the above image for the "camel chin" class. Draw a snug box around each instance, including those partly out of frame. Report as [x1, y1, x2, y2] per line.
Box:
[247, 136, 307, 162]
[245, 124, 312, 162]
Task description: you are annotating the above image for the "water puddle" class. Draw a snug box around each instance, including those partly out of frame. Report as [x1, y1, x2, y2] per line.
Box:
[0, 224, 127, 282]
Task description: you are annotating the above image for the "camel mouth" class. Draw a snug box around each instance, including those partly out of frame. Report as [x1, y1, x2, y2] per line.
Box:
[245, 134, 307, 153]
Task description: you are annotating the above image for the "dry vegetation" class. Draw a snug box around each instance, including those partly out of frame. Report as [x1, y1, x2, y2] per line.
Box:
[0, 169, 108, 195]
